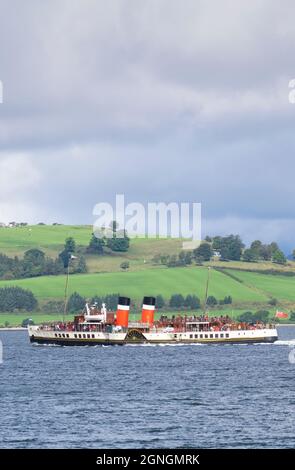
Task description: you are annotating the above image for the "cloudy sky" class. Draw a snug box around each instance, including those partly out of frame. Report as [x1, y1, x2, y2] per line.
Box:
[0, 0, 295, 249]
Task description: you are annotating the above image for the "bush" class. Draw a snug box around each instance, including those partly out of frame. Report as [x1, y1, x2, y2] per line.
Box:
[22, 318, 35, 327]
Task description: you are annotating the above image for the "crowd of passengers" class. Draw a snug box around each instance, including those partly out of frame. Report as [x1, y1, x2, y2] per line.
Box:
[38, 313, 273, 333]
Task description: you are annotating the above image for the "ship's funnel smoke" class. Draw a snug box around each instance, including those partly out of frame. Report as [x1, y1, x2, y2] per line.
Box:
[116, 296, 130, 327]
[141, 296, 156, 325]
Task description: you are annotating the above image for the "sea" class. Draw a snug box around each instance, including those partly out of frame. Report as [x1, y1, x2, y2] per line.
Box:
[0, 327, 294, 449]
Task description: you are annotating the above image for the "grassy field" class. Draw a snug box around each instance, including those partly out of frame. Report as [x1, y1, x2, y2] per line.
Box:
[225, 270, 295, 302]
[0, 225, 183, 273]
[0, 266, 269, 304]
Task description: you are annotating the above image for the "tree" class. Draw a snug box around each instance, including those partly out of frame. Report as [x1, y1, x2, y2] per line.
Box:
[120, 261, 130, 271]
[242, 248, 257, 262]
[155, 295, 165, 309]
[250, 240, 262, 254]
[193, 243, 213, 262]
[212, 235, 244, 261]
[107, 230, 130, 252]
[169, 294, 185, 309]
[87, 234, 105, 254]
[220, 295, 232, 305]
[184, 294, 201, 310]
[220, 246, 230, 261]
[292, 249, 295, 260]
[59, 237, 77, 268]
[0, 286, 37, 312]
[23, 249, 45, 266]
[259, 244, 272, 261]
[190, 295, 201, 310]
[64, 237, 76, 253]
[238, 311, 254, 322]
[184, 295, 193, 308]
[272, 249, 286, 265]
[206, 295, 217, 306]
[254, 310, 270, 322]
[76, 256, 88, 273]
[269, 242, 279, 255]
[67, 292, 85, 313]
[58, 250, 71, 268]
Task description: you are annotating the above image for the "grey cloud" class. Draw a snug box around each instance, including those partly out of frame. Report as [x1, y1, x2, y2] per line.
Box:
[0, 1, 295, 249]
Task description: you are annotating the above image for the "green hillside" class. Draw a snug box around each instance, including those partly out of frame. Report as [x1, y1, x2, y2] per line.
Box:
[0, 266, 268, 303]
[1, 225, 295, 326]
[225, 270, 295, 302]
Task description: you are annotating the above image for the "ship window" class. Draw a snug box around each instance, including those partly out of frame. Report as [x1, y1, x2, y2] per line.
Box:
[190, 334, 193, 339]
[55, 334, 57, 337]
[215, 334, 219, 338]
[226, 334, 229, 338]
[87, 334, 90, 339]
[205, 334, 208, 338]
[58, 334, 61, 337]
[200, 334, 203, 339]
[92, 334, 95, 338]
[66, 334, 69, 338]
[78, 334, 81, 338]
[220, 334, 224, 338]
[74, 334, 77, 338]
[210, 334, 213, 338]
[174, 334, 177, 338]
[194, 334, 198, 339]
[62, 334, 65, 338]
[83, 334, 86, 338]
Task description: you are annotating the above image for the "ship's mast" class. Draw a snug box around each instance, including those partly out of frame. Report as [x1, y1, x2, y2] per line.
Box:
[203, 266, 211, 314]
[63, 254, 75, 323]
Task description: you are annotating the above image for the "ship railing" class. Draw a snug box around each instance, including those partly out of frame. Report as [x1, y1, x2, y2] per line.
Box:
[128, 322, 150, 329]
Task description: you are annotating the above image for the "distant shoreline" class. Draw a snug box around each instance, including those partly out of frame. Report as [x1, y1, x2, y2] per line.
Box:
[0, 327, 27, 331]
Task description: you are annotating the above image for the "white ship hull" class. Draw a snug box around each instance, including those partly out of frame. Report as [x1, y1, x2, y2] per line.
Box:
[28, 325, 278, 346]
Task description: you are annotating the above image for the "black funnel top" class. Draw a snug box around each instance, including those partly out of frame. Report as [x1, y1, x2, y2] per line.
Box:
[118, 296, 131, 306]
[143, 296, 156, 306]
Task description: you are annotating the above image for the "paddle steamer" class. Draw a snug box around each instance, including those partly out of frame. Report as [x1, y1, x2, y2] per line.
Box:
[28, 296, 278, 346]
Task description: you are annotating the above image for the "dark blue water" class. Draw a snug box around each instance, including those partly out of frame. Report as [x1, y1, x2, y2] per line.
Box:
[0, 328, 294, 449]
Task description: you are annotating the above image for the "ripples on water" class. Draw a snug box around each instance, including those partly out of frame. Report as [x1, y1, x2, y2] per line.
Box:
[0, 328, 295, 449]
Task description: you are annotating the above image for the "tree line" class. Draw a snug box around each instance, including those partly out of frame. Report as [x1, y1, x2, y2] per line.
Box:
[153, 235, 288, 266]
[64, 292, 232, 313]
